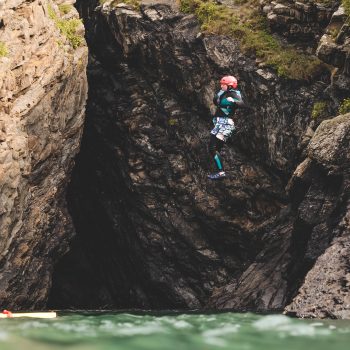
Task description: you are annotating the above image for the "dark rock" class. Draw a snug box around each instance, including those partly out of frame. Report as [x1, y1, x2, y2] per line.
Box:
[49, 0, 347, 313]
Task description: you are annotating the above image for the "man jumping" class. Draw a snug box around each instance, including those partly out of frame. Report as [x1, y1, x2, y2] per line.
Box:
[208, 75, 245, 180]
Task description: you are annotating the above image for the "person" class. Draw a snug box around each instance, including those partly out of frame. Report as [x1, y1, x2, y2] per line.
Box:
[208, 75, 245, 180]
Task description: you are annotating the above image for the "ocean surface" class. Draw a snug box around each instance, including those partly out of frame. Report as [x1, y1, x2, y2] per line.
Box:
[0, 311, 350, 350]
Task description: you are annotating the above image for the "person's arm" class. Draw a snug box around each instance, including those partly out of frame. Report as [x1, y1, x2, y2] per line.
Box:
[213, 90, 225, 106]
[227, 90, 244, 107]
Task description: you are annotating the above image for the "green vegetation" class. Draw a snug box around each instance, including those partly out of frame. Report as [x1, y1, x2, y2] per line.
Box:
[179, 0, 325, 80]
[168, 118, 179, 126]
[58, 4, 73, 15]
[342, 0, 350, 16]
[311, 101, 327, 119]
[338, 98, 350, 115]
[0, 41, 8, 57]
[48, 4, 84, 49]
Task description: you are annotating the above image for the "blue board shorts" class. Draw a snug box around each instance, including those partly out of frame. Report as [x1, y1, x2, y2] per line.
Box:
[211, 117, 235, 142]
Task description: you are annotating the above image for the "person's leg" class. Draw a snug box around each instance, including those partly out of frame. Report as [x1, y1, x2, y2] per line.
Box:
[208, 134, 225, 172]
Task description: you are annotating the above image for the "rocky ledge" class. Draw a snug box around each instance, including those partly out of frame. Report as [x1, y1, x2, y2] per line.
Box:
[261, 0, 339, 45]
[285, 113, 350, 318]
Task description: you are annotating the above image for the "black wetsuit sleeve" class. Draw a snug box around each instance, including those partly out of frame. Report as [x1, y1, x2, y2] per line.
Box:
[229, 91, 244, 107]
[229, 90, 252, 110]
[213, 95, 219, 106]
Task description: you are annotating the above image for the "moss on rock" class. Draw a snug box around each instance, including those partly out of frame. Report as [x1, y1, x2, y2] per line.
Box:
[179, 0, 326, 81]
[48, 4, 84, 49]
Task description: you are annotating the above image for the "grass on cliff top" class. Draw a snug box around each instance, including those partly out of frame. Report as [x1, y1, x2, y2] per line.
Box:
[0, 41, 8, 57]
[48, 4, 84, 49]
[178, 0, 326, 81]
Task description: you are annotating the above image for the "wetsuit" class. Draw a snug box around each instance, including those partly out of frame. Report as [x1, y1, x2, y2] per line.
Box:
[209, 87, 244, 173]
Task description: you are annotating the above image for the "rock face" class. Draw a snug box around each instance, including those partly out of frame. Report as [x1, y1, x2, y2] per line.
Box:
[284, 113, 350, 318]
[49, 0, 349, 315]
[316, 5, 350, 75]
[0, 0, 87, 309]
[49, 0, 289, 309]
[1, 0, 348, 316]
[261, 0, 339, 45]
[208, 113, 350, 313]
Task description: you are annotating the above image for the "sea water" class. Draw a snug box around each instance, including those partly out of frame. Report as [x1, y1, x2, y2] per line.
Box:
[0, 312, 349, 350]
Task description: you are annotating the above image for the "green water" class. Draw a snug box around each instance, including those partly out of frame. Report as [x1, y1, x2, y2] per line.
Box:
[0, 312, 350, 350]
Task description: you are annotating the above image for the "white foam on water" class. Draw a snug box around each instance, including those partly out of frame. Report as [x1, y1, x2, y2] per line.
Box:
[202, 324, 240, 347]
[99, 320, 115, 330]
[253, 315, 331, 337]
[112, 320, 167, 336]
[202, 324, 240, 337]
[53, 321, 97, 337]
[203, 336, 227, 347]
[159, 316, 193, 329]
[172, 320, 193, 329]
[0, 331, 8, 341]
[310, 322, 324, 327]
[253, 315, 290, 330]
[19, 321, 49, 329]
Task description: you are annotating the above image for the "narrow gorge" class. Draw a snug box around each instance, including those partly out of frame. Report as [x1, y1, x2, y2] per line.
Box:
[0, 0, 349, 319]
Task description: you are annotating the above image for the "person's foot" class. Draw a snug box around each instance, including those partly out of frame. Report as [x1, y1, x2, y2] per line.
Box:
[207, 171, 226, 180]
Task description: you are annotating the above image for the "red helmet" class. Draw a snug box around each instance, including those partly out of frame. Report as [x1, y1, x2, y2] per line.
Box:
[220, 75, 238, 89]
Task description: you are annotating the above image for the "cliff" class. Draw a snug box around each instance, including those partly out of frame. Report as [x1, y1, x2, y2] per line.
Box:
[284, 113, 350, 318]
[1, 0, 348, 318]
[48, 0, 350, 318]
[0, 0, 88, 309]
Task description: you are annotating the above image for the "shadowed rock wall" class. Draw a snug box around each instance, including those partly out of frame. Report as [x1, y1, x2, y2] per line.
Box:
[49, 0, 349, 315]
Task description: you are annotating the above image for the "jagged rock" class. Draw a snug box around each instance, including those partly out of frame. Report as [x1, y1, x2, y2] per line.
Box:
[209, 114, 350, 313]
[285, 113, 350, 318]
[0, 0, 88, 309]
[261, 0, 338, 44]
[316, 6, 350, 75]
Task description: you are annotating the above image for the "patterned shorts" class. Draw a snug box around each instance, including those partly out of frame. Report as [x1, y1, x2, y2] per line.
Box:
[211, 117, 235, 142]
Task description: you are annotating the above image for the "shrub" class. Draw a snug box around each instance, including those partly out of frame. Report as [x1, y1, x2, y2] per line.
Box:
[342, 0, 350, 16]
[311, 101, 327, 119]
[58, 4, 73, 15]
[48, 4, 83, 49]
[0, 41, 8, 57]
[338, 98, 350, 114]
[56, 18, 84, 49]
[179, 0, 199, 13]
